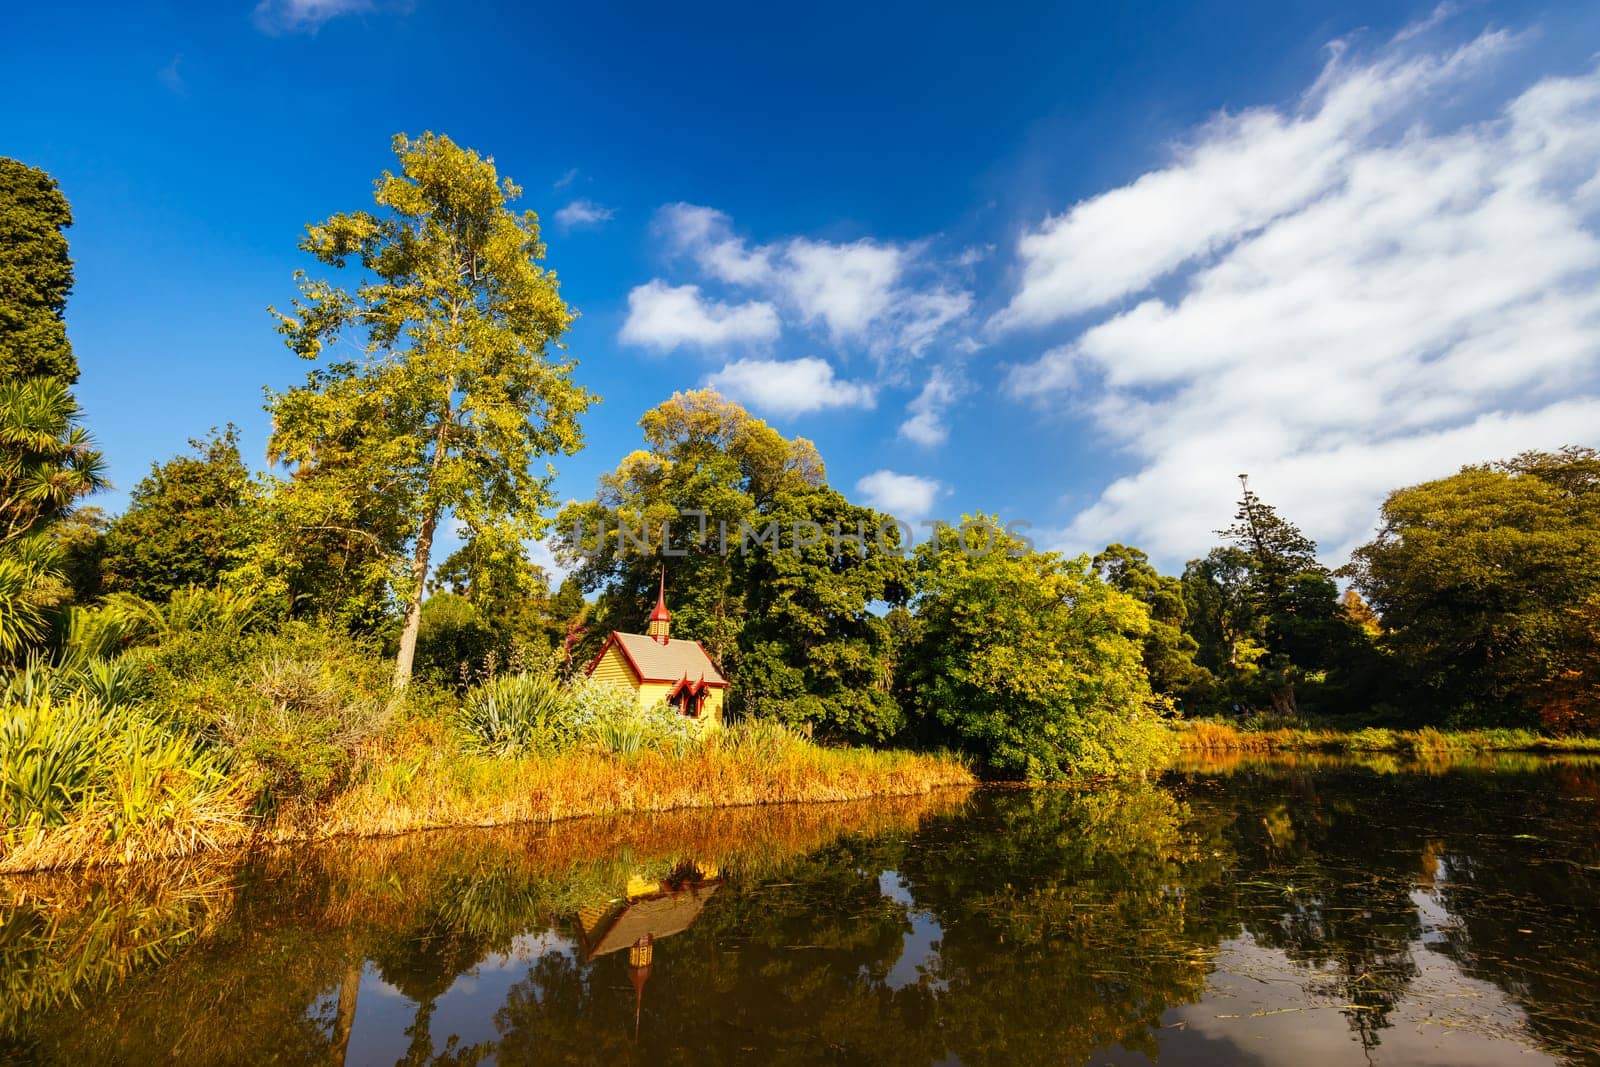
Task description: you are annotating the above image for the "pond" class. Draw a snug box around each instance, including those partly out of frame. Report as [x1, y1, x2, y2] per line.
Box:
[3, 755, 1599, 1065]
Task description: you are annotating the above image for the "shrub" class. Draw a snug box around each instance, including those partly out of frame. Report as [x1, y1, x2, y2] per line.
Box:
[0, 694, 114, 828]
[566, 676, 700, 756]
[456, 672, 572, 757]
[216, 651, 391, 809]
[0, 691, 243, 863]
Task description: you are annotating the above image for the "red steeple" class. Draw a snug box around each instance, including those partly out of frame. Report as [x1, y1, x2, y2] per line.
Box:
[647, 566, 671, 644]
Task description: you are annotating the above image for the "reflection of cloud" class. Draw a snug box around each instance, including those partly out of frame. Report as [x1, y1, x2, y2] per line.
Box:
[1166, 933, 1558, 1066]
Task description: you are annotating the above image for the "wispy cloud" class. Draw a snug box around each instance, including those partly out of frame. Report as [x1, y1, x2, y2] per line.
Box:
[618, 281, 780, 351]
[706, 357, 876, 417]
[1003, 26, 1600, 566]
[648, 203, 973, 364]
[252, 0, 395, 35]
[899, 365, 963, 447]
[554, 198, 614, 229]
[157, 55, 185, 96]
[553, 167, 579, 190]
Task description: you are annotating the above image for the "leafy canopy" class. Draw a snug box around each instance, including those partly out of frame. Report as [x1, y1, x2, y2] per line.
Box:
[0, 158, 77, 382]
[904, 517, 1172, 780]
[266, 132, 593, 685]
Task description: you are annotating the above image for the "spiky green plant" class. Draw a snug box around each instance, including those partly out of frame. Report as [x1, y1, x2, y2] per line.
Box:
[456, 672, 572, 757]
[0, 694, 115, 828]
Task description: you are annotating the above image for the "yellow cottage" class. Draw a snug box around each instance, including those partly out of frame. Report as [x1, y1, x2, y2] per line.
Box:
[585, 575, 729, 724]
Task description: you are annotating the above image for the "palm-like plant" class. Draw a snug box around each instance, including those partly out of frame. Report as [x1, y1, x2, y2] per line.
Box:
[0, 377, 105, 657]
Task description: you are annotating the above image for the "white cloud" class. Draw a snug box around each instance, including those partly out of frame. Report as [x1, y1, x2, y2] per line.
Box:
[618, 281, 780, 351]
[705, 357, 875, 417]
[553, 168, 579, 190]
[252, 0, 383, 34]
[1006, 33, 1600, 568]
[992, 29, 1513, 331]
[855, 470, 944, 521]
[651, 203, 971, 359]
[899, 366, 963, 446]
[554, 199, 614, 229]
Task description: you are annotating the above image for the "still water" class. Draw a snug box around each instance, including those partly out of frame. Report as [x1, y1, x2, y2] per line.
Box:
[3, 755, 1598, 1065]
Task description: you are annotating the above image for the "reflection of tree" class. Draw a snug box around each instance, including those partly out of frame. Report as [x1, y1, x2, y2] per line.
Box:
[899, 785, 1226, 1064]
[1205, 769, 1424, 1049]
[9, 764, 1600, 1064]
[1426, 763, 1600, 1060]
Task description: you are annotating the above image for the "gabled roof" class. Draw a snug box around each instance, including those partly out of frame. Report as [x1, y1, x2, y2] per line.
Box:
[576, 883, 721, 960]
[591, 631, 729, 686]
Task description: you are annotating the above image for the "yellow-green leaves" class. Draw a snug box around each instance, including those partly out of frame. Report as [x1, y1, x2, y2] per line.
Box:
[263, 133, 594, 684]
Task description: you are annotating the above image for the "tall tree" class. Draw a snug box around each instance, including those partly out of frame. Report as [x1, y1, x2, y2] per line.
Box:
[1093, 543, 1214, 707]
[100, 427, 262, 600]
[1347, 447, 1600, 726]
[555, 390, 908, 740]
[1213, 477, 1356, 715]
[903, 516, 1172, 780]
[268, 132, 593, 689]
[0, 158, 78, 382]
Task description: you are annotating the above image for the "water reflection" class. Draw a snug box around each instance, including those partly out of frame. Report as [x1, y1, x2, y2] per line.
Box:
[3, 759, 1598, 1065]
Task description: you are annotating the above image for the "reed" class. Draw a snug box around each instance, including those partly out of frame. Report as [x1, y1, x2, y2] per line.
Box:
[1169, 720, 1600, 756]
[284, 721, 973, 842]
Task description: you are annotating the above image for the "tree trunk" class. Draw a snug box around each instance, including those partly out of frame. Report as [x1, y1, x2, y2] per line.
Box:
[331, 959, 362, 1064]
[392, 502, 439, 690]
[392, 379, 456, 692]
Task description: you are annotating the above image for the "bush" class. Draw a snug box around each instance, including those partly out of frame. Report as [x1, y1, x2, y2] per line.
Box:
[0, 691, 240, 861]
[215, 650, 391, 809]
[0, 694, 114, 828]
[456, 672, 572, 757]
[566, 676, 700, 756]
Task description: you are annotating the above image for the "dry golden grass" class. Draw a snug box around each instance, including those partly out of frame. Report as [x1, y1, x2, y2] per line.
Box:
[1170, 720, 1600, 757]
[1, 717, 973, 872]
[284, 736, 974, 843]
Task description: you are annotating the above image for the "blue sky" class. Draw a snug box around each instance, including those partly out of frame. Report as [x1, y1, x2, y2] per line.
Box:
[5, 0, 1600, 573]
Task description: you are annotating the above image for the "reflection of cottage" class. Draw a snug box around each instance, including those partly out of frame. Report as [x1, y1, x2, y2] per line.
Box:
[574, 862, 723, 961]
[585, 573, 729, 723]
[575, 862, 723, 1038]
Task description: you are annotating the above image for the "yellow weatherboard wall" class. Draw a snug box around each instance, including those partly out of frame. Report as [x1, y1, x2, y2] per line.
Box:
[590, 642, 725, 725]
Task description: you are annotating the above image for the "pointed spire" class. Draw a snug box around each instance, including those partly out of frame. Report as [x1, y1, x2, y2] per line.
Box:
[647, 565, 672, 644]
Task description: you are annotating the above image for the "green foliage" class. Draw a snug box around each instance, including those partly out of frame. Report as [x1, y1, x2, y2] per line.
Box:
[1347, 447, 1600, 727]
[1094, 543, 1214, 707]
[0, 691, 232, 841]
[266, 131, 593, 688]
[218, 653, 391, 808]
[1181, 480, 1376, 716]
[431, 537, 558, 661]
[558, 390, 908, 741]
[413, 592, 500, 687]
[100, 428, 263, 602]
[0, 378, 106, 658]
[903, 516, 1174, 780]
[0, 158, 77, 382]
[0, 694, 112, 827]
[455, 671, 571, 757]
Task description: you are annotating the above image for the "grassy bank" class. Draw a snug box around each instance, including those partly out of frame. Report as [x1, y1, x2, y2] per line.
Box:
[0, 719, 971, 874]
[0, 596, 973, 874]
[1172, 719, 1600, 756]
